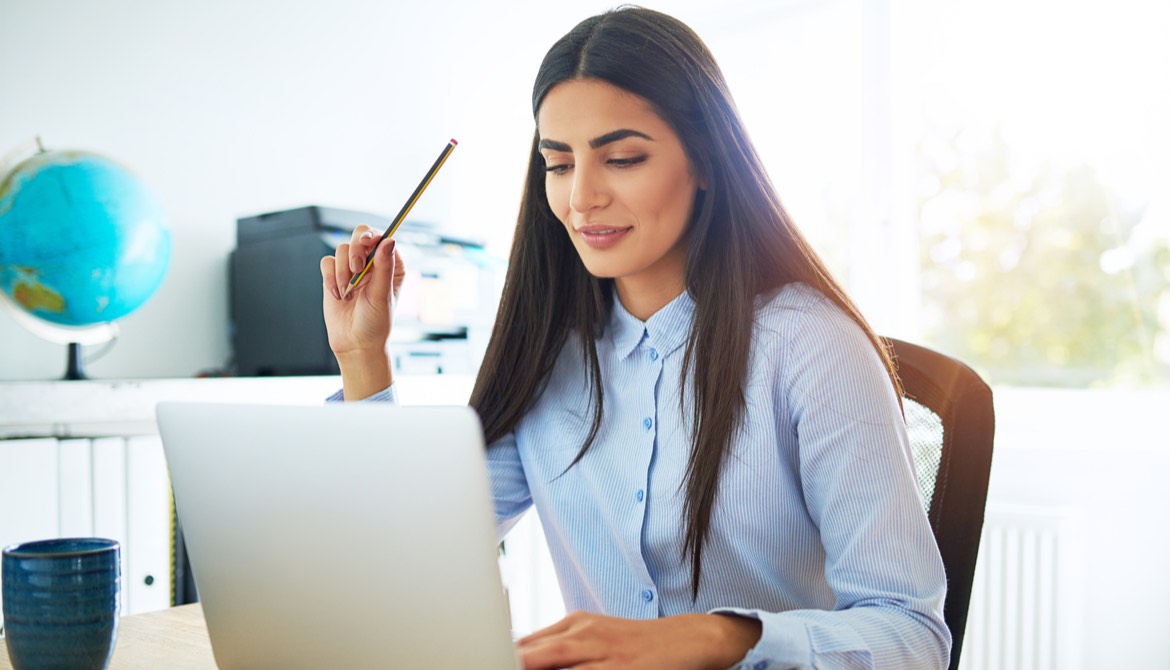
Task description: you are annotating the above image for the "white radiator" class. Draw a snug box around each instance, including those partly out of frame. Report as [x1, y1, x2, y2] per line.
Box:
[960, 505, 1083, 670]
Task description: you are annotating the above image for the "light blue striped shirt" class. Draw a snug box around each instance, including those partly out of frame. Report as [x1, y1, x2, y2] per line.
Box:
[347, 283, 949, 669]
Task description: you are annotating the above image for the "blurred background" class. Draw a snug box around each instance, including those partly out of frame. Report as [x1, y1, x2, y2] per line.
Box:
[1, 0, 1166, 385]
[2, 0, 1167, 667]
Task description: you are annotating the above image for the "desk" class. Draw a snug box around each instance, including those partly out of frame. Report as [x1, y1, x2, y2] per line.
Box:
[0, 605, 214, 669]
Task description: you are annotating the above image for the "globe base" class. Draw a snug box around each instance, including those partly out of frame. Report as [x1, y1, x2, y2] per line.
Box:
[64, 342, 87, 381]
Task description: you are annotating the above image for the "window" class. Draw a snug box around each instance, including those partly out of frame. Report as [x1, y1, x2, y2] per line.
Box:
[710, 0, 1169, 388]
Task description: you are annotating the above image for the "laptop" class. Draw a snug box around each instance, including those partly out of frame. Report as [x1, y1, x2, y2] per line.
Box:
[156, 401, 521, 670]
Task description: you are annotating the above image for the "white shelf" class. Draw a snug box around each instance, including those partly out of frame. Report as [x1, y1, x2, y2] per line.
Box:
[0, 374, 475, 439]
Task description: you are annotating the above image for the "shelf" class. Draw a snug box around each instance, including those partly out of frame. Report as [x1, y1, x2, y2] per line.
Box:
[0, 374, 474, 439]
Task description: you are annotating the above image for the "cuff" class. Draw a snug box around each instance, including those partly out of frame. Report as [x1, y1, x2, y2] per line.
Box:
[709, 607, 811, 670]
[325, 383, 398, 404]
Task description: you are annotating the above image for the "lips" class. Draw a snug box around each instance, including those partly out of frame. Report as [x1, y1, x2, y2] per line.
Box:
[575, 224, 631, 250]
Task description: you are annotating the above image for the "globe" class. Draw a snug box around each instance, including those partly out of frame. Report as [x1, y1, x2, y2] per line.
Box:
[0, 146, 171, 376]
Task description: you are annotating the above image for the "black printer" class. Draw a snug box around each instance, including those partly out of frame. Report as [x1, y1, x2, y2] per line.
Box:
[229, 206, 387, 376]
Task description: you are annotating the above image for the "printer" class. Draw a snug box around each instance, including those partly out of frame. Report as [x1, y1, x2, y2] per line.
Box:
[230, 205, 500, 377]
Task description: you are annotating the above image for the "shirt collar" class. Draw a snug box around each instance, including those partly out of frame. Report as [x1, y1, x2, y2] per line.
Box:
[608, 290, 696, 361]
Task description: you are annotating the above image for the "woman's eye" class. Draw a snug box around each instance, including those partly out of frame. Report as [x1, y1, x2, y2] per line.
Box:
[545, 163, 572, 175]
[608, 155, 647, 168]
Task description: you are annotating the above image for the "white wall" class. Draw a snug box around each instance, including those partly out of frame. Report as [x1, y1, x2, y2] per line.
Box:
[0, 0, 727, 380]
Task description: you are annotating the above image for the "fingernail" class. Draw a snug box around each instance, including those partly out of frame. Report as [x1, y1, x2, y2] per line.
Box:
[361, 231, 374, 241]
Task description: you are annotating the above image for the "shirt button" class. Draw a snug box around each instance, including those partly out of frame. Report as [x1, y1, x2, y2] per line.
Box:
[649, 348, 659, 361]
[636, 489, 644, 502]
[641, 588, 654, 603]
[642, 417, 653, 430]
[753, 662, 769, 670]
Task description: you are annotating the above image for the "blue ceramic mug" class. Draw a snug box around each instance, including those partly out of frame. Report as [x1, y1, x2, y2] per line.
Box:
[2, 538, 120, 670]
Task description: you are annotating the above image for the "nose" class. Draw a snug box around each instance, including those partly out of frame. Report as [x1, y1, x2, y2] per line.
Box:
[568, 163, 608, 214]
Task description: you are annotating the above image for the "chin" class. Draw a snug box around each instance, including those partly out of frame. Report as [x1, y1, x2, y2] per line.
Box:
[580, 264, 620, 280]
[575, 255, 628, 280]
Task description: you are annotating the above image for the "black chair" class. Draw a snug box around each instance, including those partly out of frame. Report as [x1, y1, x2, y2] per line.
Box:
[885, 337, 995, 670]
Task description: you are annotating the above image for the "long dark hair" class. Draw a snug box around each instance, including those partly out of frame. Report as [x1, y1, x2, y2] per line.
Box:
[469, 7, 900, 600]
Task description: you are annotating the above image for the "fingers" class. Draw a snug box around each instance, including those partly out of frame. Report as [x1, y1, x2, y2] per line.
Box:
[360, 239, 397, 302]
[323, 226, 378, 297]
[518, 613, 575, 645]
[517, 613, 605, 670]
[322, 226, 402, 302]
[320, 254, 341, 301]
[334, 242, 355, 297]
[519, 637, 600, 670]
[348, 224, 376, 243]
[348, 226, 380, 275]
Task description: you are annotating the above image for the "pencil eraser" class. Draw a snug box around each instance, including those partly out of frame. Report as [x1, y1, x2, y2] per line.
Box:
[450, 138, 458, 146]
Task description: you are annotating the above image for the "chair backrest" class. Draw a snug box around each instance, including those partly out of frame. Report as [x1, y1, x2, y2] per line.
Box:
[884, 337, 995, 670]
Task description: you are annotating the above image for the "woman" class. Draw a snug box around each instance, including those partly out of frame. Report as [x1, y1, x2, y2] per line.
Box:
[321, 7, 949, 669]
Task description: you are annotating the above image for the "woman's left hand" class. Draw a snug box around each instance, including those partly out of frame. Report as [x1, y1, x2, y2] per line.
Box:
[516, 611, 761, 670]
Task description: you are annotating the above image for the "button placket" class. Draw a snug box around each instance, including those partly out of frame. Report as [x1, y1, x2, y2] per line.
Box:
[628, 336, 657, 595]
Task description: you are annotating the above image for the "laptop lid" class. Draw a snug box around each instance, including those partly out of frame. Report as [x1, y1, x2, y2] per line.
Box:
[156, 402, 520, 670]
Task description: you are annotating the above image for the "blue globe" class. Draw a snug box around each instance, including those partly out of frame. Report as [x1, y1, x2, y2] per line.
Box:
[0, 149, 171, 327]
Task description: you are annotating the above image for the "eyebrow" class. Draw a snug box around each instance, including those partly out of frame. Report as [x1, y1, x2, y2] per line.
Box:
[538, 128, 655, 153]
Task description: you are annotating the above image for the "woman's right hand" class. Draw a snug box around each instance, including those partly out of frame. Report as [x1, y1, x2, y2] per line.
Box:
[320, 225, 406, 399]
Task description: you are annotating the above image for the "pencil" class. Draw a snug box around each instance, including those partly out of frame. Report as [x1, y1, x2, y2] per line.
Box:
[342, 138, 458, 298]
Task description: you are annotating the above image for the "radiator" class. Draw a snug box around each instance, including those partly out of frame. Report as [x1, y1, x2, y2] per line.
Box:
[960, 505, 1082, 670]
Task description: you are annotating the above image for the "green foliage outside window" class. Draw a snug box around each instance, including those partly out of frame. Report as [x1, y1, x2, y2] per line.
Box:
[917, 126, 1170, 388]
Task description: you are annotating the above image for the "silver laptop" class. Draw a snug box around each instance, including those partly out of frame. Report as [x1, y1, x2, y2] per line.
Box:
[156, 402, 521, 670]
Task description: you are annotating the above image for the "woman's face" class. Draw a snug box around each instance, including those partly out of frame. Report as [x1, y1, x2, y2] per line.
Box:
[537, 78, 702, 300]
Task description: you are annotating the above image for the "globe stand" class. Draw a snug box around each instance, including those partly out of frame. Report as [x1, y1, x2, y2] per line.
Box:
[0, 291, 119, 380]
[64, 342, 87, 380]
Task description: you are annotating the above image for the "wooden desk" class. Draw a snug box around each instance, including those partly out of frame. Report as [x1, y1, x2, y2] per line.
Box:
[0, 604, 215, 669]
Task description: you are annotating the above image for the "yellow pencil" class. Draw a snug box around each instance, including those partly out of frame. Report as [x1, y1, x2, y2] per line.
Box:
[342, 138, 458, 298]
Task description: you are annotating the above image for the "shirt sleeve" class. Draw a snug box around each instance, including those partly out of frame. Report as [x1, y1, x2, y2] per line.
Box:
[485, 433, 533, 540]
[712, 296, 951, 670]
[325, 384, 399, 403]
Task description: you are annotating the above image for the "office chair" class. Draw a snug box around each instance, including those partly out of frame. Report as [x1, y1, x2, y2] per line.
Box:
[885, 337, 995, 670]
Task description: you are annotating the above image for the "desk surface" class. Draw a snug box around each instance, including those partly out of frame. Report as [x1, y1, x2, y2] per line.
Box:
[1, 604, 214, 669]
